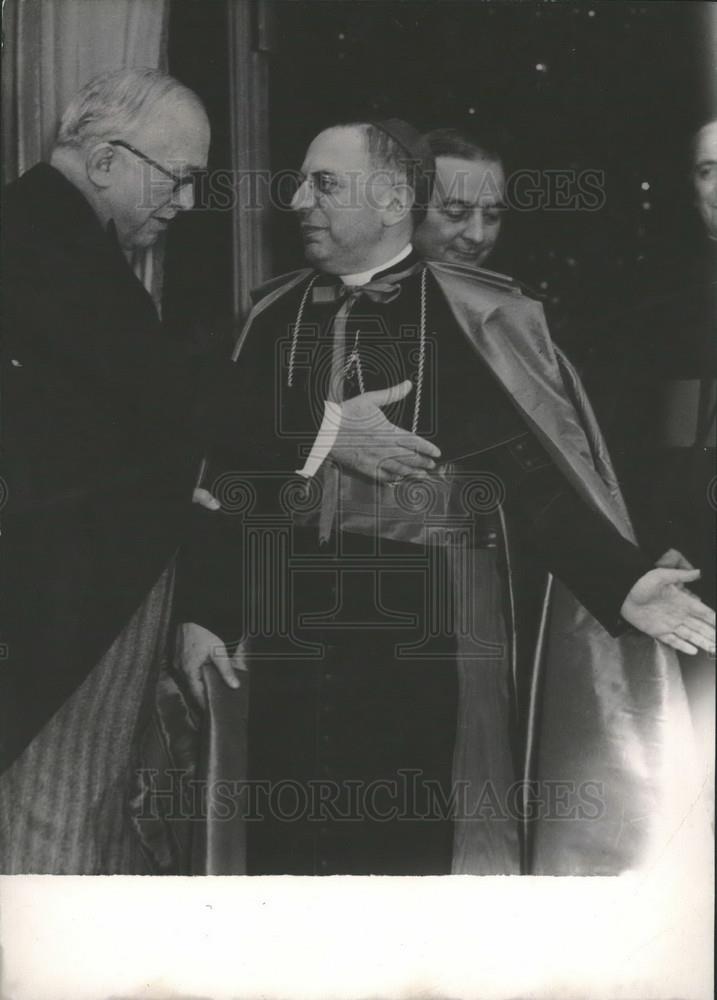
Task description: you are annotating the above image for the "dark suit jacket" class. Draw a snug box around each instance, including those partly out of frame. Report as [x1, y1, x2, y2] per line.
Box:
[583, 233, 716, 607]
[0, 163, 237, 770]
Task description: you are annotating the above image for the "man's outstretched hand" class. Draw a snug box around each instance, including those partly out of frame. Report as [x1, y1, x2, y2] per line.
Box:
[176, 622, 247, 709]
[330, 379, 441, 483]
[621, 567, 716, 655]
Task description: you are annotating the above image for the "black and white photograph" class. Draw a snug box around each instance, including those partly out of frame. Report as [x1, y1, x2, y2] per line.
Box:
[0, 0, 715, 997]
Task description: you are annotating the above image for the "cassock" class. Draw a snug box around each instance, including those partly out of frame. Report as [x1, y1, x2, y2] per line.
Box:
[172, 249, 704, 877]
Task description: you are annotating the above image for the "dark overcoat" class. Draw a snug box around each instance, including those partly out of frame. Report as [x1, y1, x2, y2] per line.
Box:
[0, 164, 234, 770]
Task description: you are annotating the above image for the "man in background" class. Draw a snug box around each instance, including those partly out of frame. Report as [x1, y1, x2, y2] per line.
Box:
[0, 68, 241, 873]
[693, 118, 717, 240]
[414, 126, 505, 269]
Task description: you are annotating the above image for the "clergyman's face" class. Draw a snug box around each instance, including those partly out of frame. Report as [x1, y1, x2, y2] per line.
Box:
[105, 96, 210, 251]
[291, 127, 392, 274]
[414, 155, 505, 267]
[693, 121, 717, 239]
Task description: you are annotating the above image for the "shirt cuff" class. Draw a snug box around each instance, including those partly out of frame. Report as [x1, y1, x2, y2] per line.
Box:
[295, 400, 342, 478]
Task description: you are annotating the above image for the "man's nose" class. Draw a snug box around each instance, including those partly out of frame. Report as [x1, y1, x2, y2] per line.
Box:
[462, 210, 485, 244]
[291, 178, 314, 212]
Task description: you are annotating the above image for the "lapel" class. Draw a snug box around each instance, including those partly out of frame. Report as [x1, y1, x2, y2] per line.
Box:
[11, 163, 159, 324]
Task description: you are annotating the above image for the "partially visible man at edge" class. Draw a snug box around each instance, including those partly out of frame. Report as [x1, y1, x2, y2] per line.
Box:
[584, 117, 717, 823]
[175, 119, 714, 877]
[0, 68, 245, 873]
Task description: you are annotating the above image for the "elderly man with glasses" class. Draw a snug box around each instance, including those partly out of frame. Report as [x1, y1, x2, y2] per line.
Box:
[0, 68, 243, 873]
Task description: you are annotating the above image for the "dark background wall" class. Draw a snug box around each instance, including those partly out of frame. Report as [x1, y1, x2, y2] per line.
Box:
[166, 0, 714, 355]
[163, 0, 234, 337]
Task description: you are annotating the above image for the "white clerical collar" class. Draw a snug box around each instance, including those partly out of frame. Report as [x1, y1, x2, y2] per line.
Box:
[340, 244, 413, 287]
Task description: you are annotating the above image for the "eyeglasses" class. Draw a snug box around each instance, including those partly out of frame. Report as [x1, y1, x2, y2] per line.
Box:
[108, 139, 198, 194]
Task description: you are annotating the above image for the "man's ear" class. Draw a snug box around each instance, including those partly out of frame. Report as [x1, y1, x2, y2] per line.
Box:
[383, 182, 414, 227]
[86, 143, 116, 189]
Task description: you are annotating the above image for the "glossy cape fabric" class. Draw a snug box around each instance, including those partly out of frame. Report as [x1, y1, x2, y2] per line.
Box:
[435, 262, 705, 873]
[147, 261, 705, 874]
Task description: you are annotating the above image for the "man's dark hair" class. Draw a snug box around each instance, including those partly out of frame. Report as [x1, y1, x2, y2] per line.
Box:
[423, 127, 504, 169]
[690, 117, 717, 170]
[334, 119, 434, 222]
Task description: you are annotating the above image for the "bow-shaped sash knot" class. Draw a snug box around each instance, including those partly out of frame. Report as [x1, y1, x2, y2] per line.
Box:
[310, 261, 422, 307]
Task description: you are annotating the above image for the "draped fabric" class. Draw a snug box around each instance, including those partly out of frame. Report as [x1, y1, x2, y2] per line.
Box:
[131, 648, 251, 876]
[1, 0, 169, 300]
[438, 274, 708, 870]
[427, 264, 711, 873]
[524, 354, 712, 873]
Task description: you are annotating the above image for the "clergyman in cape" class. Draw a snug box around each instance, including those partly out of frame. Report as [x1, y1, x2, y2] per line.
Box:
[165, 119, 713, 877]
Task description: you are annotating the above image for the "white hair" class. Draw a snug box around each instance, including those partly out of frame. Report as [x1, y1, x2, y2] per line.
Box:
[54, 67, 204, 150]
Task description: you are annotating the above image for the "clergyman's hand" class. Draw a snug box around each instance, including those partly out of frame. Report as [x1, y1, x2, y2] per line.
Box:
[176, 622, 247, 709]
[620, 568, 716, 656]
[330, 379, 441, 484]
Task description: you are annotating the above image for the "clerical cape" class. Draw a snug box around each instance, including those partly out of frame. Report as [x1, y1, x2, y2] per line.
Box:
[144, 257, 707, 876]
